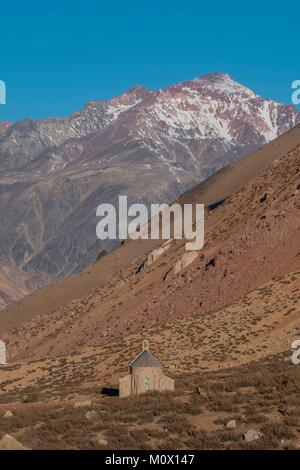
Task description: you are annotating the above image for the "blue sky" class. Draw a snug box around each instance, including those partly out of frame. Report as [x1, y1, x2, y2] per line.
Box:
[0, 0, 299, 121]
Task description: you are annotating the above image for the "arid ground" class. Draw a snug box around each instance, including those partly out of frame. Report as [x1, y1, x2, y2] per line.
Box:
[0, 124, 299, 450]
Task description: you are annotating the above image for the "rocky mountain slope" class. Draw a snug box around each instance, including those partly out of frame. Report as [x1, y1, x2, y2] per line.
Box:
[1, 123, 299, 362]
[0, 73, 299, 309]
[0, 122, 299, 451]
[0, 121, 11, 136]
[0, 231, 299, 450]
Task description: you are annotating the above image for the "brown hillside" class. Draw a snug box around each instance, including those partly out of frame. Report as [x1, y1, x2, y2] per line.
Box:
[0, 124, 299, 362]
[0, 269, 299, 449]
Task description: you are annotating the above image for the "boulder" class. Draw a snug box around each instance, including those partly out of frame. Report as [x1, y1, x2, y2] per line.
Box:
[147, 239, 173, 265]
[226, 419, 237, 429]
[98, 438, 108, 446]
[243, 429, 262, 442]
[165, 251, 198, 279]
[85, 410, 99, 421]
[3, 410, 13, 418]
[0, 434, 29, 450]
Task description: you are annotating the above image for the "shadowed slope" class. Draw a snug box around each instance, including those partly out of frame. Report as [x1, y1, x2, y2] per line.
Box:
[0, 124, 299, 361]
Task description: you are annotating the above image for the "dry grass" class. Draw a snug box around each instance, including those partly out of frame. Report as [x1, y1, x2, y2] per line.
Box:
[0, 354, 300, 450]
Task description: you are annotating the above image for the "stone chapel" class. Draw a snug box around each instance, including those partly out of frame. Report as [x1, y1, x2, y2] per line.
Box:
[119, 340, 174, 398]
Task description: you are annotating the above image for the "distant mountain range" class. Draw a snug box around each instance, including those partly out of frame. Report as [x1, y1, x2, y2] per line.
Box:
[0, 72, 299, 309]
[1, 122, 299, 362]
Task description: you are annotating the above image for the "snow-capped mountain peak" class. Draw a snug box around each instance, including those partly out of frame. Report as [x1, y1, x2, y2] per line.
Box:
[122, 72, 299, 158]
[0, 72, 299, 176]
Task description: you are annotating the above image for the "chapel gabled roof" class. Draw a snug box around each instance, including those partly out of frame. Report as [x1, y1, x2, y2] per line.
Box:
[130, 349, 162, 368]
[129, 340, 162, 369]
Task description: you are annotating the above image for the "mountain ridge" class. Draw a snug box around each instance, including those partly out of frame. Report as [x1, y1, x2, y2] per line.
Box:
[1, 123, 299, 361]
[0, 73, 299, 309]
